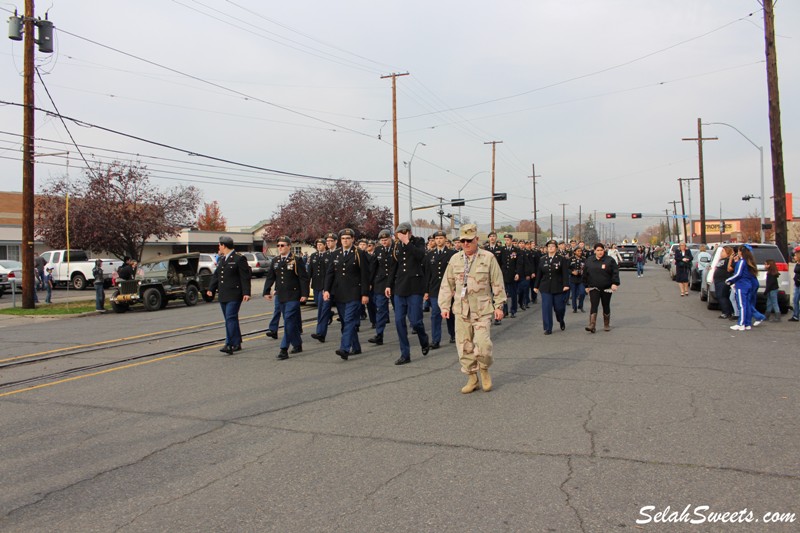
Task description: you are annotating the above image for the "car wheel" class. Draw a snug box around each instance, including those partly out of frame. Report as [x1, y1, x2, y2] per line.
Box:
[110, 290, 129, 313]
[199, 268, 211, 276]
[72, 273, 86, 290]
[184, 285, 199, 307]
[143, 288, 162, 311]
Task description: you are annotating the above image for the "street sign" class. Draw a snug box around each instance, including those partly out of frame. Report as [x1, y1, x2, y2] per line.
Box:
[671, 214, 688, 219]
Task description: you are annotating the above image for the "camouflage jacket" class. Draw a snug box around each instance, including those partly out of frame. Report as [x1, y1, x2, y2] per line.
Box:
[438, 248, 506, 318]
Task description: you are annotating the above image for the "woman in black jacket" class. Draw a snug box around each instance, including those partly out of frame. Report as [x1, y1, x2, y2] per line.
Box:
[674, 241, 693, 296]
[582, 243, 620, 333]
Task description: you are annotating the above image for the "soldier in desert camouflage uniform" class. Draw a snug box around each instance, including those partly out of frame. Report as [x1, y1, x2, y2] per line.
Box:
[438, 224, 506, 394]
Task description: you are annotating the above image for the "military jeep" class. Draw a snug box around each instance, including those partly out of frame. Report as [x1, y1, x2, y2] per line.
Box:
[110, 253, 210, 312]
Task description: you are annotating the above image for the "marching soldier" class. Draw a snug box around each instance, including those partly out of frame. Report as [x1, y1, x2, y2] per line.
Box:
[308, 238, 329, 341]
[207, 236, 252, 355]
[424, 229, 456, 348]
[439, 224, 506, 394]
[386, 222, 430, 365]
[368, 229, 395, 346]
[500, 233, 524, 318]
[323, 228, 370, 360]
[311, 232, 338, 342]
[534, 239, 570, 335]
[484, 231, 503, 265]
[263, 236, 309, 360]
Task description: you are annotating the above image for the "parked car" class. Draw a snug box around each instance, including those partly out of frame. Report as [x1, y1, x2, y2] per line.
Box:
[197, 253, 218, 276]
[39, 250, 122, 290]
[110, 253, 211, 312]
[668, 243, 702, 280]
[0, 260, 23, 297]
[242, 251, 272, 278]
[690, 247, 714, 291]
[701, 243, 790, 313]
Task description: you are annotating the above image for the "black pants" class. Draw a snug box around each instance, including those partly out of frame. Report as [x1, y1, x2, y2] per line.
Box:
[588, 288, 612, 315]
[714, 280, 733, 316]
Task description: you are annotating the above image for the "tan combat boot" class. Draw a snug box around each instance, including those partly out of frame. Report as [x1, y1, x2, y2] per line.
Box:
[603, 314, 611, 332]
[461, 373, 480, 394]
[585, 313, 597, 333]
[479, 368, 492, 392]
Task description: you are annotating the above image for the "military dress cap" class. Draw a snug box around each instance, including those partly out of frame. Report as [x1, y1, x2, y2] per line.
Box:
[325, 232, 337, 240]
[315, 238, 325, 245]
[503, 233, 513, 239]
[339, 228, 355, 238]
[427, 235, 434, 241]
[378, 229, 391, 239]
[433, 230, 447, 238]
[358, 238, 367, 244]
[459, 224, 478, 240]
[545, 239, 558, 247]
[488, 231, 497, 237]
[368, 240, 376, 245]
[276, 235, 291, 244]
[395, 221, 412, 233]
[219, 236, 235, 248]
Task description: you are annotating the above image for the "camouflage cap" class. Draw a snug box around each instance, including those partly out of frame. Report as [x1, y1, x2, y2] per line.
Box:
[339, 228, 355, 238]
[378, 229, 391, 239]
[459, 224, 478, 240]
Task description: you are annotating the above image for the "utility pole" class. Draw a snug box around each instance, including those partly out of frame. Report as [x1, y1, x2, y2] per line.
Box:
[381, 72, 409, 228]
[665, 209, 672, 242]
[678, 180, 688, 242]
[763, 0, 788, 257]
[668, 200, 681, 241]
[484, 140, 502, 232]
[678, 178, 699, 242]
[559, 203, 568, 241]
[550, 213, 553, 239]
[578, 205, 582, 241]
[682, 118, 717, 244]
[528, 164, 540, 245]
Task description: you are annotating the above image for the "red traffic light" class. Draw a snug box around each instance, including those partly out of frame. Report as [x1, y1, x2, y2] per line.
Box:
[631, 213, 642, 219]
[605, 213, 616, 219]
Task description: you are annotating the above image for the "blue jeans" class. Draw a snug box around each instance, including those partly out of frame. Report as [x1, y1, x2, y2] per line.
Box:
[374, 292, 390, 336]
[503, 281, 518, 315]
[570, 281, 585, 310]
[316, 293, 333, 337]
[278, 300, 302, 349]
[45, 285, 52, 303]
[636, 262, 644, 275]
[336, 300, 362, 353]
[764, 289, 780, 316]
[394, 293, 428, 358]
[429, 295, 455, 344]
[793, 286, 800, 319]
[95, 283, 105, 310]
[269, 295, 281, 332]
[220, 300, 243, 346]
[540, 291, 566, 332]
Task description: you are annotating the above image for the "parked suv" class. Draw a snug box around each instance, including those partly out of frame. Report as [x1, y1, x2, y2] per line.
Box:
[198, 253, 217, 276]
[701, 243, 790, 313]
[242, 251, 271, 278]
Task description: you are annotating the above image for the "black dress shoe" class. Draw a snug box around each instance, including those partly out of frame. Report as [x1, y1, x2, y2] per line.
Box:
[429, 342, 440, 350]
[336, 349, 349, 360]
[510, 313, 516, 318]
[231, 345, 242, 352]
[394, 357, 411, 365]
[573, 308, 578, 313]
[350, 349, 362, 355]
[265, 330, 277, 339]
[290, 346, 303, 354]
[544, 330, 552, 335]
[494, 319, 502, 326]
[421, 344, 430, 356]
[277, 349, 289, 360]
[449, 336, 456, 344]
[368, 335, 383, 345]
[579, 308, 585, 313]
[219, 345, 233, 355]
[560, 320, 566, 331]
[311, 333, 326, 343]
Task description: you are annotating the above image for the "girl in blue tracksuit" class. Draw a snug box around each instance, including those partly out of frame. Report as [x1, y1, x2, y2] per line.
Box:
[726, 245, 759, 330]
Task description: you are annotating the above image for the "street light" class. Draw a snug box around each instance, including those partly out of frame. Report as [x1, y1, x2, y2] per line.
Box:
[705, 122, 766, 243]
[403, 142, 426, 225]
[457, 170, 489, 228]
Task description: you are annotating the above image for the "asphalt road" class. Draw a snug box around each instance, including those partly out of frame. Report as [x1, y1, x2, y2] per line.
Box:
[0, 267, 797, 532]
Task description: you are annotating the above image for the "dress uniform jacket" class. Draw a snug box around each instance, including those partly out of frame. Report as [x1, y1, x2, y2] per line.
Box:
[324, 247, 370, 303]
[425, 247, 456, 296]
[499, 246, 524, 283]
[534, 253, 570, 294]
[568, 256, 586, 284]
[263, 254, 310, 301]
[371, 244, 396, 294]
[388, 236, 427, 296]
[522, 249, 539, 279]
[484, 244, 503, 265]
[308, 251, 328, 292]
[208, 252, 251, 303]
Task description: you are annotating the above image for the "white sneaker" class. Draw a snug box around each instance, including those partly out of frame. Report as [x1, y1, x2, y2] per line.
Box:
[730, 325, 745, 331]
[745, 326, 752, 330]
[752, 320, 762, 327]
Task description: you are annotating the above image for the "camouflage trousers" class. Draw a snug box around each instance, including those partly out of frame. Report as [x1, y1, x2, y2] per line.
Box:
[455, 311, 493, 374]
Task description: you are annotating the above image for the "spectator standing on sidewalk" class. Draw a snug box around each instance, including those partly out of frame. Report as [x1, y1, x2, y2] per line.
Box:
[92, 259, 105, 312]
[790, 247, 800, 322]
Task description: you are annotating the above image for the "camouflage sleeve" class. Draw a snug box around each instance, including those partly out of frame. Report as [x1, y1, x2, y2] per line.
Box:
[488, 255, 507, 309]
[437, 260, 456, 311]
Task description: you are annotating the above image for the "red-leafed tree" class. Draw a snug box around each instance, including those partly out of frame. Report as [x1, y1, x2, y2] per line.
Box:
[35, 161, 201, 261]
[264, 181, 392, 242]
[197, 201, 227, 231]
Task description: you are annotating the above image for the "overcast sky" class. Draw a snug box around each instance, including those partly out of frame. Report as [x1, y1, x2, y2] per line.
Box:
[1, 0, 797, 239]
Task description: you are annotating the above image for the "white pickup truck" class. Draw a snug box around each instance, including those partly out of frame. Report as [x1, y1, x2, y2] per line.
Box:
[39, 250, 123, 290]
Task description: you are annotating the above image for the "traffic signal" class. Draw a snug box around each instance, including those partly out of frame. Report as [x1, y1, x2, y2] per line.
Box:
[631, 213, 642, 219]
[605, 213, 616, 219]
[493, 192, 507, 201]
